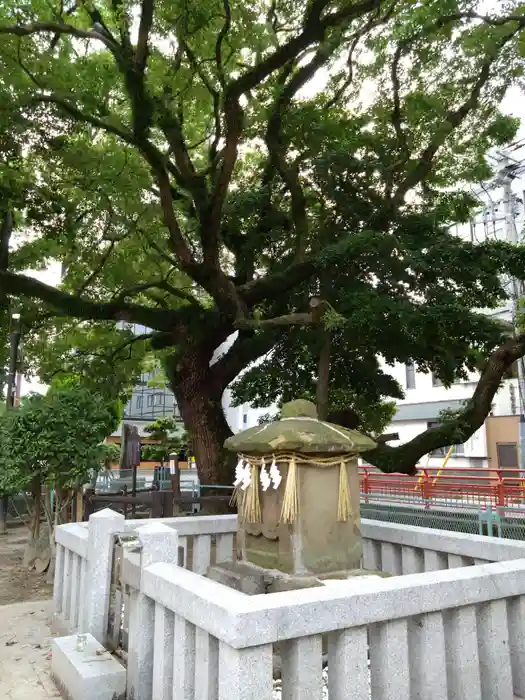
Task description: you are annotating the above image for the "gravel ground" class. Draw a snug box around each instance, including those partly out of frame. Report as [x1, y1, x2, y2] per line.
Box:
[0, 600, 58, 700]
[0, 528, 53, 606]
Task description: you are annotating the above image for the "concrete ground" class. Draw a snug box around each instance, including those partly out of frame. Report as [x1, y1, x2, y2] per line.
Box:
[0, 600, 59, 699]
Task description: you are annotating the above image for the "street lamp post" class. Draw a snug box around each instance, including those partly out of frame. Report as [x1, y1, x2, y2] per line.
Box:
[5, 313, 21, 409]
[0, 313, 22, 535]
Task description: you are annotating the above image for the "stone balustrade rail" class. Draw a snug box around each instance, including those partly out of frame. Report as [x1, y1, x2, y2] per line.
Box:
[54, 509, 525, 700]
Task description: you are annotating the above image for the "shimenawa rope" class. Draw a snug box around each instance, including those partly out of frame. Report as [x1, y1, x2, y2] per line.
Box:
[231, 452, 354, 524]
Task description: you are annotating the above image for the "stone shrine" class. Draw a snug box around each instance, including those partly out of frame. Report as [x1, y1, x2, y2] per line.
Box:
[207, 399, 385, 593]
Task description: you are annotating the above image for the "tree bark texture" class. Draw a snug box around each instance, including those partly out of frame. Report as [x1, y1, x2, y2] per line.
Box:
[316, 330, 331, 421]
[166, 347, 235, 485]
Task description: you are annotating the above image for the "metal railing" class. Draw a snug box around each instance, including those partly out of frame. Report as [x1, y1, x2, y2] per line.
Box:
[359, 466, 525, 509]
[359, 466, 525, 541]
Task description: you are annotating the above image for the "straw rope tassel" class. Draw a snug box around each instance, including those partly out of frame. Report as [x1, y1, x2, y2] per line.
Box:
[280, 455, 298, 524]
[229, 486, 239, 508]
[337, 458, 352, 522]
[242, 464, 261, 522]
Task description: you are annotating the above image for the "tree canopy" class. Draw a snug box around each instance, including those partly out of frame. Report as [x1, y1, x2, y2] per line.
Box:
[1, 0, 525, 481]
[0, 382, 121, 495]
[142, 416, 187, 464]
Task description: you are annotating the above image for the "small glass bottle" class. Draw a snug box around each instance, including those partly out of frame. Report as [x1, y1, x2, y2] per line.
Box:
[75, 634, 87, 652]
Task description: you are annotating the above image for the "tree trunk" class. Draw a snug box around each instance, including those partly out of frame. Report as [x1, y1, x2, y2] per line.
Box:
[175, 384, 233, 485]
[23, 478, 47, 569]
[316, 330, 331, 421]
[55, 486, 73, 525]
[0, 495, 8, 536]
[166, 348, 234, 486]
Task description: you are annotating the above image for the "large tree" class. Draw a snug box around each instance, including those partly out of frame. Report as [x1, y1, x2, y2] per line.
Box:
[1, 0, 525, 482]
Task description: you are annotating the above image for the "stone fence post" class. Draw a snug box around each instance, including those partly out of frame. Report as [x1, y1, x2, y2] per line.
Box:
[127, 522, 180, 700]
[83, 508, 125, 642]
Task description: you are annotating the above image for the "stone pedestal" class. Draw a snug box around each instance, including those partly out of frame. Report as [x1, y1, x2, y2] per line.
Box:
[214, 399, 379, 596]
[239, 456, 362, 576]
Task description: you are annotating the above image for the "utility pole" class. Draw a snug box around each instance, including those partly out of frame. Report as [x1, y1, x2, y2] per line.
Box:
[500, 153, 525, 474]
[0, 312, 21, 535]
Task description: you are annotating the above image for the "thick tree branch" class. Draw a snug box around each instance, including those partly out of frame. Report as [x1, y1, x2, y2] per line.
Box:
[266, 46, 334, 261]
[203, 0, 380, 268]
[34, 96, 192, 260]
[0, 270, 179, 331]
[215, 0, 231, 88]
[205, 96, 243, 266]
[326, 2, 397, 110]
[173, 37, 222, 171]
[0, 212, 13, 272]
[114, 280, 199, 306]
[227, 0, 381, 100]
[236, 311, 317, 329]
[390, 48, 408, 166]
[108, 0, 133, 51]
[77, 241, 116, 295]
[362, 333, 525, 474]
[33, 94, 133, 142]
[235, 297, 327, 329]
[155, 169, 200, 270]
[0, 21, 115, 49]
[110, 332, 154, 359]
[239, 258, 320, 305]
[211, 328, 279, 388]
[239, 236, 361, 305]
[135, 0, 154, 71]
[157, 106, 209, 215]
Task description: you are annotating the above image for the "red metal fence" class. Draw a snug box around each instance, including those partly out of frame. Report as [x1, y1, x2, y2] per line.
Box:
[359, 467, 525, 508]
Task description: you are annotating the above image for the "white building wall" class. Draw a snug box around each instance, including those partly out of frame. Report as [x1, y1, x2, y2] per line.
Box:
[380, 358, 518, 468]
[222, 387, 278, 433]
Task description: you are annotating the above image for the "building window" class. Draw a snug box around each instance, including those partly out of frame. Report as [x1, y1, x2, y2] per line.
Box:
[431, 373, 443, 387]
[147, 395, 154, 407]
[405, 363, 416, 390]
[427, 421, 464, 457]
[496, 443, 518, 469]
[136, 395, 143, 409]
[243, 413, 248, 425]
[154, 393, 164, 406]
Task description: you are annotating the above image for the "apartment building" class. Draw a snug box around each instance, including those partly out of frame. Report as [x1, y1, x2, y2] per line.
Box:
[111, 322, 182, 440]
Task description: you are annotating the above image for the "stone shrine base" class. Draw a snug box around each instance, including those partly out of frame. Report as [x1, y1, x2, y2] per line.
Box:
[206, 559, 390, 594]
[51, 634, 126, 700]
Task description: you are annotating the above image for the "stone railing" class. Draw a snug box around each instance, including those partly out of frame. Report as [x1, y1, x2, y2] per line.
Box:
[54, 509, 525, 700]
[53, 522, 89, 634]
[121, 522, 525, 700]
[53, 510, 238, 640]
[361, 519, 525, 574]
